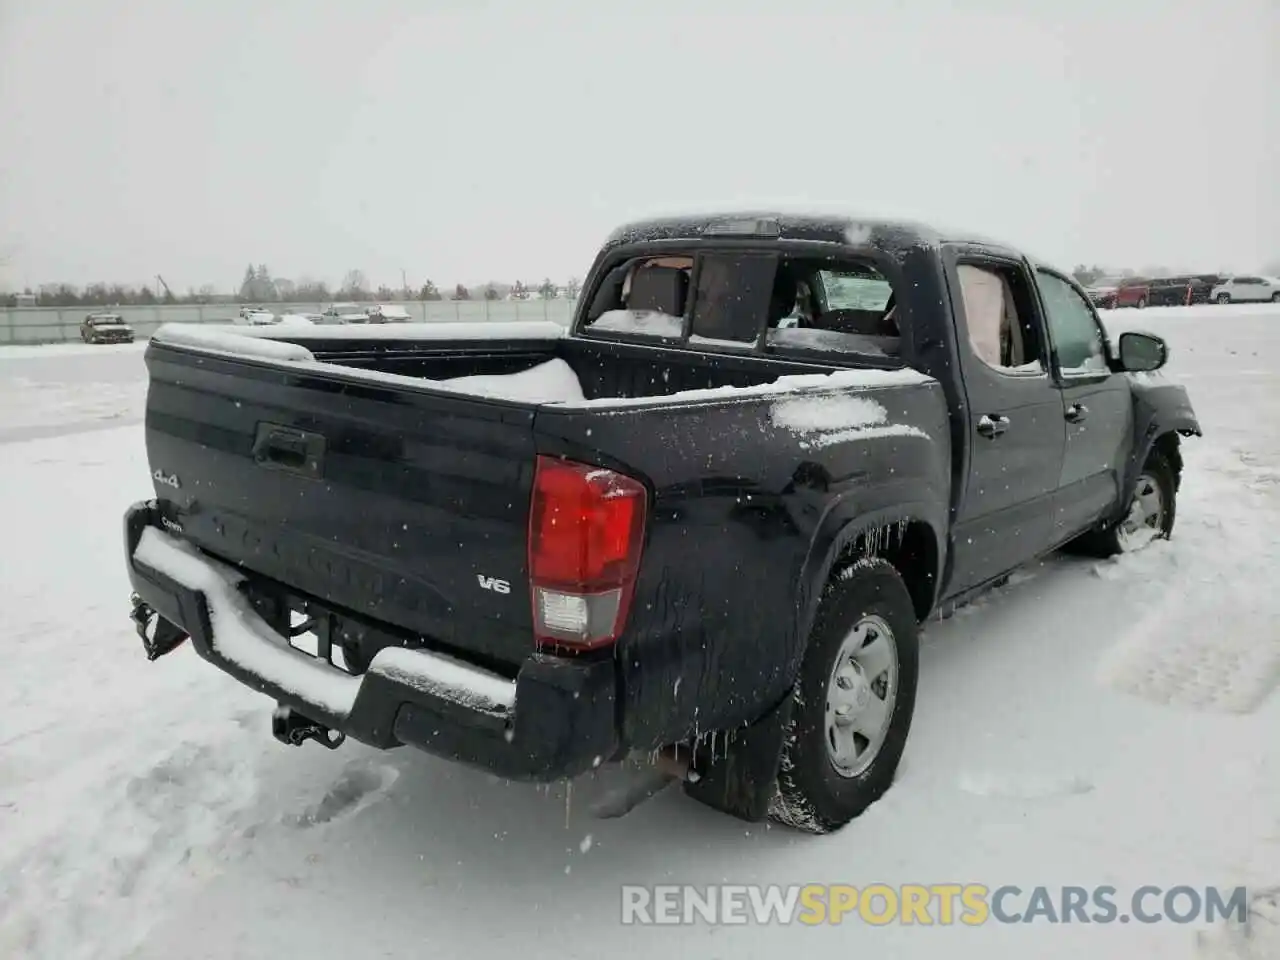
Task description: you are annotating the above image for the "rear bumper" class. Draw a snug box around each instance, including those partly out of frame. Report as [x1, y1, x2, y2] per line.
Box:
[123, 501, 619, 780]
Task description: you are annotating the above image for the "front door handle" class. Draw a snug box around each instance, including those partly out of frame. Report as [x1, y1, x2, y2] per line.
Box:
[1065, 403, 1089, 423]
[976, 414, 1010, 438]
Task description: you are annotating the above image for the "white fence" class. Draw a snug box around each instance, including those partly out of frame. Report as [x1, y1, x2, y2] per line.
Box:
[0, 299, 580, 344]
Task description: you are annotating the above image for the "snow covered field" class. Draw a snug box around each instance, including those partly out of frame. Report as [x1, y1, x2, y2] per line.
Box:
[1, 305, 1278, 960]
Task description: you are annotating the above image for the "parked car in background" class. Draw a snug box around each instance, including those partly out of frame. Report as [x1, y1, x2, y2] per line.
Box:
[366, 304, 413, 323]
[321, 302, 369, 323]
[1113, 278, 1153, 309]
[238, 305, 267, 319]
[1148, 276, 1221, 307]
[235, 310, 278, 326]
[80, 312, 135, 344]
[1210, 276, 1280, 304]
[1084, 277, 1125, 309]
[1189, 275, 1225, 304]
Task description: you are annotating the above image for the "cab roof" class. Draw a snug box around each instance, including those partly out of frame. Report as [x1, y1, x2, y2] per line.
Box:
[602, 209, 1014, 255]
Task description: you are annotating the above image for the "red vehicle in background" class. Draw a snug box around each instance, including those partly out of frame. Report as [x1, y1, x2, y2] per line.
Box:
[1114, 279, 1152, 309]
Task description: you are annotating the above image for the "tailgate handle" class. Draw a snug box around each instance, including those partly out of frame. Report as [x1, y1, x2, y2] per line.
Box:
[253, 423, 325, 478]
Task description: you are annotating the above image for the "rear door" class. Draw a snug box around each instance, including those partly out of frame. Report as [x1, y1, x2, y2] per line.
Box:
[1034, 269, 1134, 541]
[945, 249, 1066, 592]
[143, 345, 540, 669]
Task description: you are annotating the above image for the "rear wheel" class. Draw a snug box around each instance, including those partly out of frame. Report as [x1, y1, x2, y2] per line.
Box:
[1271, 292, 1280, 303]
[1136, 296, 1147, 309]
[770, 558, 919, 833]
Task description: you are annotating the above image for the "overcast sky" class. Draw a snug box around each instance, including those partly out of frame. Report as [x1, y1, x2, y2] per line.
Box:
[1, 0, 1276, 293]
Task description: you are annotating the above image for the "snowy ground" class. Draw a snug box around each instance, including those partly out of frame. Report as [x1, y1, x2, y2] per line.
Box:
[1, 304, 1277, 959]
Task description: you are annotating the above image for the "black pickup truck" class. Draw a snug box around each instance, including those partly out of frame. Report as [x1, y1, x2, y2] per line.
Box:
[122, 211, 1201, 833]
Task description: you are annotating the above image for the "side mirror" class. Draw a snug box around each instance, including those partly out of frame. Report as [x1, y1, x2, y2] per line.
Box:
[1118, 331, 1168, 372]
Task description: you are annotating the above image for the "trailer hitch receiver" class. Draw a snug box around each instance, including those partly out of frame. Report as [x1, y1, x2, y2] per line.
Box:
[272, 706, 346, 750]
[130, 593, 189, 661]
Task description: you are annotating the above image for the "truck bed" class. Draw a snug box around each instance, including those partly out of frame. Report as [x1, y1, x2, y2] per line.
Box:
[142, 321, 934, 688]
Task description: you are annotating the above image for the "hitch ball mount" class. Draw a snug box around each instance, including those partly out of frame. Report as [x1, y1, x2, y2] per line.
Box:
[272, 705, 346, 750]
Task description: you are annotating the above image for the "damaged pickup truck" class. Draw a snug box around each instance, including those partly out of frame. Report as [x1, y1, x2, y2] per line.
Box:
[122, 211, 1201, 833]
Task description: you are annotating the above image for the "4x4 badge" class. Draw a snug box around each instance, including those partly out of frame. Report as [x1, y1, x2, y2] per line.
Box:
[153, 469, 181, 490]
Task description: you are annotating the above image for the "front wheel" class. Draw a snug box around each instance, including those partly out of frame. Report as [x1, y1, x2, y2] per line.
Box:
[1071, 451, 1177, 558]
[1136, 296, 1147, 309]
[1271, 292, 1280, 303]
[770, 558, 919, 833]
[1217, 293, 1231, 304]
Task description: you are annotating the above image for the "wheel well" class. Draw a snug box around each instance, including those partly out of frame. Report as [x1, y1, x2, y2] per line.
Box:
[1152, 432, 1183, 490]
[828, 519, 938, 622]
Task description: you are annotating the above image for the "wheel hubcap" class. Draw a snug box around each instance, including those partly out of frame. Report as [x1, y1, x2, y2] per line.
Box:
[1118, 472, 1165, 550]
[825, 614, 898, 778]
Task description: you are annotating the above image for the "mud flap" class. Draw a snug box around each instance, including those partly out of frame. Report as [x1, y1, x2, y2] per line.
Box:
[589, 767, 680, 820]
[683, 692, 795, 822]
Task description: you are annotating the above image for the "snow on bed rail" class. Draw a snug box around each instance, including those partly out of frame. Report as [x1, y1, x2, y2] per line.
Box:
[152, 324, 317, 362]
[132, 527, 517, 719]
[564, 366, 934, 410]
[770, 392, 931, 448]
[150, 319, 933, 410]
[441, 357, 585, 403]
[226, 320, 567, 342]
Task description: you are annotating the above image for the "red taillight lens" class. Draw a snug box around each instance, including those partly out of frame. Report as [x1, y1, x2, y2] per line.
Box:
[529, 456, 647, 651]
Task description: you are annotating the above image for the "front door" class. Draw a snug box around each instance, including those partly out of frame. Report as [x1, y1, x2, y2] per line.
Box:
[1034, 269, 1135, 540]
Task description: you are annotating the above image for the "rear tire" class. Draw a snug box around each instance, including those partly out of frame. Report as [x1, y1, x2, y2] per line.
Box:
[1271, 292, 1280, 303]
[770, 558, 919, 834]
[1136, 296, 1147, 309]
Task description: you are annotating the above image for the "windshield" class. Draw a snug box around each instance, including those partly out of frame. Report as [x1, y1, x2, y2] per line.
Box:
[821, 273, 893, 311]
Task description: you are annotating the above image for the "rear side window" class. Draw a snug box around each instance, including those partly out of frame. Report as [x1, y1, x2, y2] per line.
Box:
[764, 259, 901, 358]
[956, 264, 1044, 374]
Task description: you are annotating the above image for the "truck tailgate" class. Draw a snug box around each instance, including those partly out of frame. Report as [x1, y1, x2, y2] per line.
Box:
[143, 344, 538, 670]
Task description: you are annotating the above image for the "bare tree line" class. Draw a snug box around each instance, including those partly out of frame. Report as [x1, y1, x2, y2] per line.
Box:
[2, 264, 583, 308]
[6, 257, 1279, 309]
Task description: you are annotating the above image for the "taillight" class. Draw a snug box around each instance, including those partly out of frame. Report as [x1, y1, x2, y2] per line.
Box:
[528, 455, 648, 652]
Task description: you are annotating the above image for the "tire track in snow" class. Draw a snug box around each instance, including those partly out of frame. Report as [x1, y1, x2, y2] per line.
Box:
[0, 722, 270, 960]
[1094, 444, 1280, 715]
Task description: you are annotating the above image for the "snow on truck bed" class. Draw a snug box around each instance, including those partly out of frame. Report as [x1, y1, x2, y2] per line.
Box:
[3, 304, 1280, 960]
[150, 321, 933, 408]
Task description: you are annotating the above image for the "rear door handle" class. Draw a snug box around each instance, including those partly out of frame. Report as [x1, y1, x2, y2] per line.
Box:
[976, 414, 1010, 438]
[1065, 403, 1089, 423]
